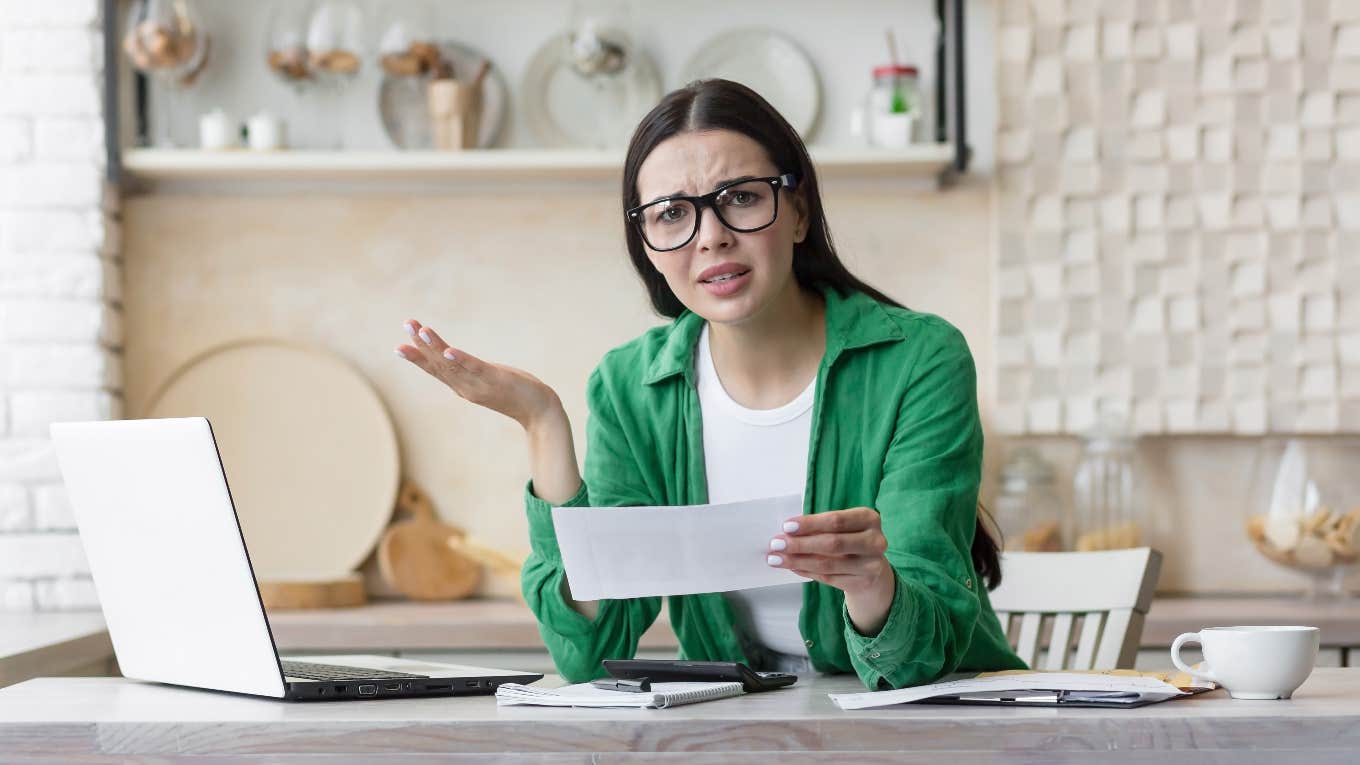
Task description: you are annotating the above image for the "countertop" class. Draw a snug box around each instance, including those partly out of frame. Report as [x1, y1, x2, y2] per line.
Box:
[0, 612, 111, 688]
[7, 595, 1360, 689]
[3, 670, 1359, 762]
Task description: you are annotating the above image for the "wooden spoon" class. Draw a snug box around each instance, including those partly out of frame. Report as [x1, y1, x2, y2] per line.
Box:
[377, 480, 481, 600]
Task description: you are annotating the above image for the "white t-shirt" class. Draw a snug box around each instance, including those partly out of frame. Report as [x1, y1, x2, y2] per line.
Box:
[696, 323, 815, 658]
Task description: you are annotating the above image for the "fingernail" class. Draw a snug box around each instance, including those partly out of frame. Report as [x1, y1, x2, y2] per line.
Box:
[766, 554, 783, 566]
[394, 348, 408, 360]
[443, 349, 456, 361]
[769, 538, 786, 551]
[418, 330, 432, 343]
[783, 521, 800, 533]
[404, 323, 417, 337]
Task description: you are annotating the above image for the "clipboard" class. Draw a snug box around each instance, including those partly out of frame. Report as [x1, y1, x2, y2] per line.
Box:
[916, 685, 1216, 709]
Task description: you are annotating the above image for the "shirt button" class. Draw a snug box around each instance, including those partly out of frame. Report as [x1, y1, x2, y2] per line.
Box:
[870, 651, 881, 659]
[964, 578, 973, 589]
[804, 639, 815, 648]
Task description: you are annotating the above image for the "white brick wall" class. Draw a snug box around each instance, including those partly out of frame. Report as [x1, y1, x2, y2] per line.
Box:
[0, 0, 118, 612]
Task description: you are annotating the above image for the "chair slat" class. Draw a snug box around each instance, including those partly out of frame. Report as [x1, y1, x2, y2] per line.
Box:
[1072, 611, 1104, 670]
[1043, 613, 1074, 670]
[1014, 612, 1043, 667]
[1095, 608, 1136, 669]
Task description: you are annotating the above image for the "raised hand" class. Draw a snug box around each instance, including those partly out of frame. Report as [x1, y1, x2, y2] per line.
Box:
[395, 319, 559, 429]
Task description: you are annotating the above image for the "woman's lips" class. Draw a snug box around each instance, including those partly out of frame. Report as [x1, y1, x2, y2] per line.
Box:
[698, 269, 752, 297]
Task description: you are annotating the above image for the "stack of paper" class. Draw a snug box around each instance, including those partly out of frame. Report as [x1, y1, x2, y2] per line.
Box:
[496, 681, 744, 709]
[828, 672, 1193, 710]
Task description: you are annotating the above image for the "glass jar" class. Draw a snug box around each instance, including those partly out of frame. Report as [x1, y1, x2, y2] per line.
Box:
[122, 0, 210, 147]
[865, 64, 919, 149]
[375, 0, 438, 78]
[1071, 418, 1141, 551]
[994, 447, 1064, 552]
[1245, 438, 1360, 599]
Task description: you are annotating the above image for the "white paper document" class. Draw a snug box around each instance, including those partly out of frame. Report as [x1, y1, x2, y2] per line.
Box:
[496, 681, 744, 709]
[828, 673, 1189, 710]
[551, 494, 809, 600]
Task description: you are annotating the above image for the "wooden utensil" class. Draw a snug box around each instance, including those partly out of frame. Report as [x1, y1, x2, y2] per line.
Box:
[377, 480, 481, 600]
[258, 573, 367, 610]
[448, 535, 527, 603]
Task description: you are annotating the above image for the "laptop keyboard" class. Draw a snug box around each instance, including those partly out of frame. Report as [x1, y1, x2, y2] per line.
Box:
[280, 660, 427, 681]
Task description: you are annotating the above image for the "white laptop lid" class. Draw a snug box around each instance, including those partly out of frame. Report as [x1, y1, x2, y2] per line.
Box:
[50, 417, 286, 698]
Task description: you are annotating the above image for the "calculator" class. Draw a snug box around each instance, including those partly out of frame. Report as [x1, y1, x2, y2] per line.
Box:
[601, 659, 798, 692]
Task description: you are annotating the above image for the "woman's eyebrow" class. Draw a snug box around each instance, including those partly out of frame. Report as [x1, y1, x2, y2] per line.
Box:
[643, 175, 759, 205]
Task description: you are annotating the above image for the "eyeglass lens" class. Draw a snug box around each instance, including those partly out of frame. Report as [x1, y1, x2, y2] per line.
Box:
[638, 179, 778, 251]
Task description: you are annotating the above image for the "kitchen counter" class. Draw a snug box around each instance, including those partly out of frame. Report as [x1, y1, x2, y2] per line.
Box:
[7, 595, 1360, 690]
[0, 612, 112, 688]
[1140, 595, 1360, 645]
[3, 670, 1359, 762]
[261, 594, 1360, 651]
[264, 598, 679, 651]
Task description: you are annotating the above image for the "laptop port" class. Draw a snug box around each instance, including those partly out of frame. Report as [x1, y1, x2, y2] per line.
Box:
[383, 683, 401, 692]
[317, 687, 327, 696]
[425, 684, 451, 691]
[334, 685, 346, 694]
[467, 680, 482, 688]
[358, 684, 377, 696]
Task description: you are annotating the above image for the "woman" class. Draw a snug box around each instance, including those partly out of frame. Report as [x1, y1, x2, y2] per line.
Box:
[395, 79, 1025, 690]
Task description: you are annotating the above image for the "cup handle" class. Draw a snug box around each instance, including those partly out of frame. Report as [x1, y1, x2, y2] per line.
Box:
[1170, 631, 1218, 683]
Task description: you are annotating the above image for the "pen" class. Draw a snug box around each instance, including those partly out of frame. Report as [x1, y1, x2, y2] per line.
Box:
[591, 677, 651, 693]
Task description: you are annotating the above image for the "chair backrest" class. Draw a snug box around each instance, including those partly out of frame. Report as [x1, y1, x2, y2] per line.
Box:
[989, 547, 1162, 670]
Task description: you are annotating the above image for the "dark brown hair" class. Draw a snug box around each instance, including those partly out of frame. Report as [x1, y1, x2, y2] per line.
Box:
[620, 79, 1003, 590]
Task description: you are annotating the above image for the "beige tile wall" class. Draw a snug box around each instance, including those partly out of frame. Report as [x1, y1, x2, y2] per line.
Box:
[993, 0, 1360, 435]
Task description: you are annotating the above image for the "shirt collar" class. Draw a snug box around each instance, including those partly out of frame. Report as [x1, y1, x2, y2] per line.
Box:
[641, 284, 906, 386]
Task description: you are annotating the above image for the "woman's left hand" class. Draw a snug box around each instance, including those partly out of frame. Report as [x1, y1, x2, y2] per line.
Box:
[766, 507, 897, 635]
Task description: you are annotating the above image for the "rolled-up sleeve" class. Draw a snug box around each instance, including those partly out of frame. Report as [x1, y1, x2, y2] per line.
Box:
[843, 323, 985, 690]
[520, 365, 663, 683]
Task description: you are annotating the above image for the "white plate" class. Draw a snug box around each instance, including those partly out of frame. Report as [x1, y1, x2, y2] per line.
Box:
[680, 28, 822, 139]
[378, 40, 508, 149]
[522, 31, 663, 148]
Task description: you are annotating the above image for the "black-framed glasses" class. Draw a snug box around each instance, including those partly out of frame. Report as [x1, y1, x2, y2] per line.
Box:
[626, 173, 799, 252]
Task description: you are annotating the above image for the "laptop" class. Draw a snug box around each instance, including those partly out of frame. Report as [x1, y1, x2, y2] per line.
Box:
[49, 416, 544, 701]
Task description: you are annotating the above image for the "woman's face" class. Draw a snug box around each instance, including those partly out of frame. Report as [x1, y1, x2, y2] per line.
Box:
[633, 129, 808, 326]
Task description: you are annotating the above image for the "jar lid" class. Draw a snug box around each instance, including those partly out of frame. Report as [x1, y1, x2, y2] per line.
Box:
[873, 64, 918, 78]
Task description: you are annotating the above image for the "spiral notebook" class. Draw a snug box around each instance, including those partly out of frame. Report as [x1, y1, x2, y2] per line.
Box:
[495, 681, 744, 709]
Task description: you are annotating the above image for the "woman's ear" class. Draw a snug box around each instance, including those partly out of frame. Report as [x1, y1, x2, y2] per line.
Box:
[793, 191, 810, 244]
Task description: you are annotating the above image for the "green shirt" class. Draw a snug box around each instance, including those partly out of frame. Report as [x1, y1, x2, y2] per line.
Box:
[521, 285, 1026, 689]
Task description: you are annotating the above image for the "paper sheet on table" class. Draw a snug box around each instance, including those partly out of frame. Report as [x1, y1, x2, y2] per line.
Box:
[551, 494, 808, 600]
[828, 672, 1189, 710]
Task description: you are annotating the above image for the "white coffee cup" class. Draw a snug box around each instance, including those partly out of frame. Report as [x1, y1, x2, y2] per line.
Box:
[1171, 625, 1319, 700]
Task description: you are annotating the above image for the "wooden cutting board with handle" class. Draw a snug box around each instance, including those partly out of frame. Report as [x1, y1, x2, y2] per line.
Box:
[377, 480, 482, 600]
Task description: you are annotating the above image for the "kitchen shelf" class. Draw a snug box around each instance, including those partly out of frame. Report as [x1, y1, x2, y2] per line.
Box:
[118, 144, 957, 186]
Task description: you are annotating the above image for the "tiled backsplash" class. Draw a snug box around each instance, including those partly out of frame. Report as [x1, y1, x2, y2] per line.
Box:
[992, 0, 1360, 435]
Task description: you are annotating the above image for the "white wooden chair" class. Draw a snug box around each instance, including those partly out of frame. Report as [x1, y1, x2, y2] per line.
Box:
[989, 547, 1162, 670]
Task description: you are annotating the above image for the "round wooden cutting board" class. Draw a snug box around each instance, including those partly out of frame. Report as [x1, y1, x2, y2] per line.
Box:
[146, 340, 400, 581]
[258, 573, 367, 609]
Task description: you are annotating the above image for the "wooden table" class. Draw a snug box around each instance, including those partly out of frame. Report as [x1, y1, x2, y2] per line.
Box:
[2, 669, 1359, 763]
